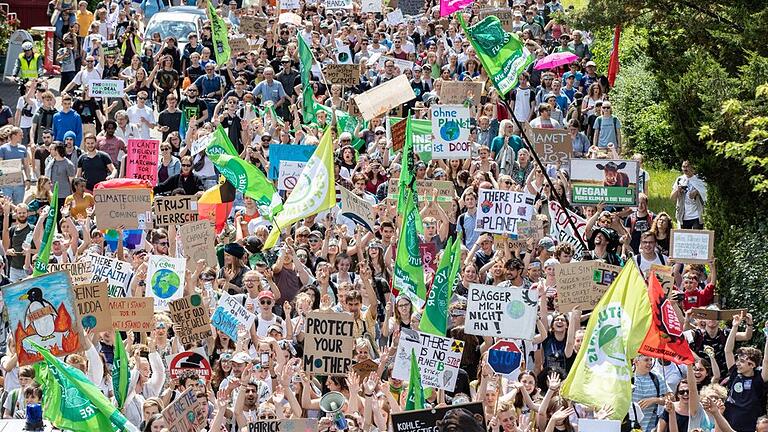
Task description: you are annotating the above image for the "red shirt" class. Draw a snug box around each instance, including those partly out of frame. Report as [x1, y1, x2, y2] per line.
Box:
[682, 283, 715, 310]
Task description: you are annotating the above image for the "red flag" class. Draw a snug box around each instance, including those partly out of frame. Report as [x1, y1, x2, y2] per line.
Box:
[639, 272, 695, 364]
[607, 25, 621, 87]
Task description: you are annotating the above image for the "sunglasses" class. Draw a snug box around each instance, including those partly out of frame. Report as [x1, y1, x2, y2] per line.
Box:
[156, 241, 169, 246]
[181, 164, 192, 167]
[137, 97, 147, 100]
[260, 300, 273, 305]
[678, 389, 689, 395]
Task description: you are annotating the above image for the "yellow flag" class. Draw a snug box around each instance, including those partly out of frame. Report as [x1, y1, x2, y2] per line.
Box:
[263, 129, 337, 249]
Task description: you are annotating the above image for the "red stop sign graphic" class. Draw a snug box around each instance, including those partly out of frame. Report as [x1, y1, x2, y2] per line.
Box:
[661, 300, 683, 337]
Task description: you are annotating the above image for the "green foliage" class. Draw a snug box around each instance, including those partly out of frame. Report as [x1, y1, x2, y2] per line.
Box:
[646, 166, 676, 218]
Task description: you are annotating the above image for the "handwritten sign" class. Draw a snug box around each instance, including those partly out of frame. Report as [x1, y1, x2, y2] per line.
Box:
[476, 188, 535, 235]
[353, 75, 416, 121]
[109, 297, 154, 331]
[162, 388, 207, 432]
[323, 64, 360, 86]
[248, 420, 318, 432]
[0, 159, 23, 187]
[85, 253, 134, 297]
[391, 117, 407, 152]
[229, 37, 251, 53]
[361, 0, 381, 13]
[690, 308, 747, 321]
[94, 188, 152, 229]
[278, 160, 306, 192]
[146, 255, 186, 311]
[670, 229, 714, 264]
[393, 329, 463, 391]
[339, 186, 375, 232]
[72, 281, 111, 332]
[125, 139, 159, 185]
[48, 261, 93, 285]
[211, 293, 256, 341]
[239, 16, 269, 34]
[439, 80, 484, 105]
[280, 0, 299, 9]
[303, 311, 355, 376]
[392, 403, 485, 432]
[526, 126, 573, 168]
[431, 104, 471, 159]
[179, 220, 217, 268]
[555, 261, 622, 310]
[478, 8, 514, 31]
[326, 0, 352, 8]
[386, 179, 455, 212]
[168, 294, 212, 345]
[88, 79, 124, 98]
[154, 196, 199, 226]
[352, 359, 378, 380]
[466, 284, 538, 339]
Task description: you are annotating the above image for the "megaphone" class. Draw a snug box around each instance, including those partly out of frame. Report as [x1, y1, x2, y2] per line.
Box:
[319, 391, 348, 430]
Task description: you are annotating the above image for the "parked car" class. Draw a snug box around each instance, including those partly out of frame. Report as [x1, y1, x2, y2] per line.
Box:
[144, 6, 206, 53]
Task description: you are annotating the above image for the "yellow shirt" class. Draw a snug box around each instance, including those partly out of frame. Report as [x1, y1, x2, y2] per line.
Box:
[76, 10, 93, 37]
[64, 193, 95, 220]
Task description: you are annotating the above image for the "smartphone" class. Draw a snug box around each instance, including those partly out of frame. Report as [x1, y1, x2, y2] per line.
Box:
[261, 352, 270, 366]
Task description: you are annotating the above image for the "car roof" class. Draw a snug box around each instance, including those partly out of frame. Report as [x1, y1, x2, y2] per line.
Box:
[149, 11, 202, 22]
[159, 5, 207, 15]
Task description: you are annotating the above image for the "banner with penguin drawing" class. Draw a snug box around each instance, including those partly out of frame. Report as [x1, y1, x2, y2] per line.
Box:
[145, 255, 186, 311]
[392, 328, 464, 391]
[2, 272, 85, 366]
[465, 283, 539, 340]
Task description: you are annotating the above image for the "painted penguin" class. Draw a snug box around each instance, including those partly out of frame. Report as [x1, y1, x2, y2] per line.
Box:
[20, 288, 58, 341]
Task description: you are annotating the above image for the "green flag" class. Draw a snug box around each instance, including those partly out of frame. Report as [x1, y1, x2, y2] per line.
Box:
[112, 331, 129, 410]
[397, 116, 416, 211]
[458, 14, 534, 96]
[394, 188, 426, 307]
[405, 348, 425, 411]
[206, 0, 231, 66]
[420, 233, 462, 337]
[298, 35, 317, 123]
[206, 129, 281, 217]
[32, 183, 58, 276]
[31, 341, 136, 432]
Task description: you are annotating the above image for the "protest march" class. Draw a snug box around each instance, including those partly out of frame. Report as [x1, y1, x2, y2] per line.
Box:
[0, 0, 765, 431]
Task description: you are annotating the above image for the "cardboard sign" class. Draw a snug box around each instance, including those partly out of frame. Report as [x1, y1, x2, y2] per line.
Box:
[268, 144, 315, 179]
[570, 159, 639, 206]
[0, 159, 23, 187]
[85, 253, 134, 297]
[277, 160, 306, 192]
[161, 388, 207, 432]
[475, 188, 535, 235]
[326, 0, 352, 9]
[179, 220, 217, 268]
[431, 104, 471, 159]
[93, 188, 152, 229]
[2, 272, 86, 366]
[353, 75, 416, 121]
[278, 12, 302, 26]
[361, 0, 382, 13]
[323, 64, 360, 86]
[339, 186, 375, 232]
[393, 329, 464, 391]
[526, 126, 573, 168]
[478, 8, 514, 31]
[493, 219, 545, 250]
[109, 297, 154, 331]
[230, 37, 251, 53]
[303, 311, 355, 376]
[439, 80, 484, 105]
[670, 229, 714, 264]
[166, 348, 212, 380]
[386, 178, 455, 212]
[391, 117, 407, 152]
[388, 116, 434, 160]
[466, 284, 539, 339]
[72, 281, 111, 332]
[555, 261, 622, 311]
[690, 308, 747, 321]
[154, 195, 199, 226]
[211, 293, 256, 341]
[146, 255, 186, 311]
[125, 139, 160, 185]
[168, 294, 212, 345]
[88, 79, 124, 98]
[48, 261, 93, 285]
[248, 420, 319, 432]
[351, 359, 378, 380]
[239, 16, 269, 34]
[391, 402, 486, 432]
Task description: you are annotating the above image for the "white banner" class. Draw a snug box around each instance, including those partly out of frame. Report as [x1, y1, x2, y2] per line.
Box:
[475, 188, 535, 235]
[326, 0, 352, 8]
[548, 201, 588, 259]
[465, 284, 539, 340]
[392, 329, 464, 391]
[278, 160, 306, 191]
[88, 79, 124, 98]
[431, 104, 471, 159]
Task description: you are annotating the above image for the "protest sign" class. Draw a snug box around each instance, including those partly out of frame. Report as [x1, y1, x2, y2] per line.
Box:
[578, 419, 621, 432]
[179, 220, 217, 268]
[478, 8, 514, 31]
[278, 160, 306, 191]
[353, 75, 416, 121]
[670, 229, 714, 264]
[555, 262, 622, 310]
[690, 308, 747, 321]
[393, 328, 464, 390]
[248, 420, 318, 432]
[211, 293, 256, 341]
[466, 284, 539, 340]
[420, 242, 438, 272]
[229, 37, 250, 53]
[352, 359, 378, 380]
[2, 272, 85, 366]
[650, 264, 675, 293]
[326, 0, 352, 9]
[526, 126, 573, 168]
[548, 201, 588, 258]
[93, 188, 152, 229]
[386, 178, 454, 212]
[268, 144, 315, 179]
[439, 80, 484, 106]
[189, 132, 214, 156]
[239, 16, 269, 34]
[399, 0, 424, 15]
[378, 55, 415, 74]
[386, 8, 404, 25]
[278, 12, 302, 26]
[109, 297, 154, 332]
[102, 39, 119, 56]
[0, 159, 23, 187]
[162, 388, 207, 432]
[85, 253, 134, 297]
[280, 0, 300, 9]
[323, 64, 360, 86]
[431, 104, 471, 159]
[493, 218, 545, 251]
[48, 261, 93, 285]
[72, 281, 111, 332]
[570, 159, 639, 206]
[303, 311, 355, 376]
[390, 117, 407, 152]
[146, 255, 186, 311]
[166, 348, 212, 380]
[475, 188, 535, 235]
[361, 0, 381, 13]
[169, 294, 212, 345]
[154, 195, 199, 226]
[388, 116, 433, 160]
[339, 186, 375, 232]
[88, 79, 124, 98]
[125, 139, 160, 185]
[391, 402, 485, 432]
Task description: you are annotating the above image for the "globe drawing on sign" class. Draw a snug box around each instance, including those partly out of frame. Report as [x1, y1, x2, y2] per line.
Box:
[506, 300, 526, 319]
[440, 120, 461, 141]
[151, 269, 180, 299]
[81, 315, 97, 329]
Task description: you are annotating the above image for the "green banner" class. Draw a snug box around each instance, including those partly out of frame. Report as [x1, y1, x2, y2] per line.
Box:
[572, 184, 638, 206]
[394, 188, 426, 307]
[419, 233, 461, 337]
[112, 331, 129, 410]
[33, 182, 59, 276]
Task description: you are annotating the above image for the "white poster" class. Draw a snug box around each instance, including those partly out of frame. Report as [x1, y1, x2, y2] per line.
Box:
[361, 0, 381, 13]
[326, 0, 352, 8]
[85, 253, 134, 297]
[386, 8, 404, 25]
[548, 201, 588, 259]
[465, 284, 539, 340]
[431, 104, 471, 159]
[475, 188, 535, 235]
[280, 0, 300, 8]
[278, 160, 306, 191]
[392, 329, 464, 391]
[211, 293, 257, 341]
[145, 255, 186, 311]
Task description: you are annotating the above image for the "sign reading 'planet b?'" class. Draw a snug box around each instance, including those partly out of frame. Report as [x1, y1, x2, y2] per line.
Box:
[145, 255, 186, 311]
[465, 284, 539, 340]
[431, 104, 471, 159]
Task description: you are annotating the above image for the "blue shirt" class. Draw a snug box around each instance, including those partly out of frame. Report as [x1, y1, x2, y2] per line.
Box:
[458, 211, 480, 249]
[252, 80, 286, 105]
[0, 143, 27, 161]
[193, 74, 225, 98]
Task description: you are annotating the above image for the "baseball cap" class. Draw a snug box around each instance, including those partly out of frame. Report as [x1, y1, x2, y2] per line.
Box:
[374, 126, 386, 133]
[538, 237, 556, 252]
[586, 61, 597, 67]
[258, 290, 275, 300]
[232, 352, 251, 363]
[309, 230, 322, 240]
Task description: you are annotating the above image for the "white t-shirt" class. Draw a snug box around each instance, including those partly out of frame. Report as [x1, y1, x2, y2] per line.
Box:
[72, 66, 104, 90]
[15, 97, 40, 129]
[126, 105, 155, 139]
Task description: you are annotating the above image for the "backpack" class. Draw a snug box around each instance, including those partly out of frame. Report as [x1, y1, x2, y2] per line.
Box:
[635, 253, 666, 267]
[595, 116, 619, 144]
[622, 372, 661, 432]
[457, 213, 471, 246]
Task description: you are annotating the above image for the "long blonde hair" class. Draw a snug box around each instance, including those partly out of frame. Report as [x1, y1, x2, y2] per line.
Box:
[35, 176, 52, 202]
